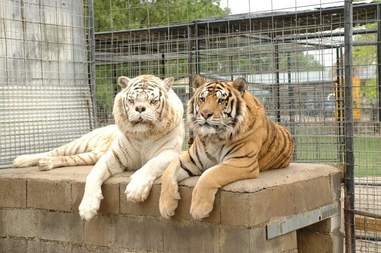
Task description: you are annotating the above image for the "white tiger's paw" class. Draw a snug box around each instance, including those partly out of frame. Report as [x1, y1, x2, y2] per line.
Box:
[78, 192, 103, 221]
[125, 175, 154, 203]
[38, 158, 56, 171]
[13, 155, 39, 168]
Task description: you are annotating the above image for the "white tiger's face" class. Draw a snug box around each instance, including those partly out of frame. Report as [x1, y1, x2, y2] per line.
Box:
[114, 75, 174, 135]
[125, 82, 162, 126]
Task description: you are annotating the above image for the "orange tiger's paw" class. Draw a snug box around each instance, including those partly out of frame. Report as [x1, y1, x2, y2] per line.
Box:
[159, 191, 180, 219]
[190, 187, 216, 220]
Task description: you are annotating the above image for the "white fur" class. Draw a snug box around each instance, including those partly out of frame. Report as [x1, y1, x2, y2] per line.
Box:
[79, 79, 184, 221]
[13, 153, 49, 167]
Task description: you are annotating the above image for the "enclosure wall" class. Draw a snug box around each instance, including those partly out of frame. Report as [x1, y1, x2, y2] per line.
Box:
[0, 0, 94, 167]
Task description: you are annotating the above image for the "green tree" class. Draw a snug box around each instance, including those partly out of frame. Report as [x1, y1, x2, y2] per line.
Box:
[94, 0, 229, 32]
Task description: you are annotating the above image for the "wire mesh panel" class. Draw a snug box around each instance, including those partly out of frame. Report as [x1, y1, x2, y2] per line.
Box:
[351, 3, 381, 252]
[1, 0, 381, 251]
[0, 0, 95, 167]
[92, 1, 381, 252]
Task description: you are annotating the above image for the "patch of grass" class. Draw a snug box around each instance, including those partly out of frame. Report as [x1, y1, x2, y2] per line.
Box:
[294, 134, 381, 177]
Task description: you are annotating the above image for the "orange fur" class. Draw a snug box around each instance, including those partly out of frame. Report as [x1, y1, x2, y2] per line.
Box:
[160, 75, 294, 220]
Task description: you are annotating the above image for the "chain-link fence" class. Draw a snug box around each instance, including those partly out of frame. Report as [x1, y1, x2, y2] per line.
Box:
[1, 0, 381, 252]
[91, 1, 381, 251]
[0, 0, 96, 168]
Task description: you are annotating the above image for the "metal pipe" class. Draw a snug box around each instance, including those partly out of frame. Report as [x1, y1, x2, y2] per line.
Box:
[187, 25, 193, 94]
[336, 47, 345, 163]
[194, 22, 200, 74]
[112, 64, 118, 97]
[87, 0, 97, 129]
[354, 209, 381, 220]
[344, 0, 356, 252]
[377, 4, 381, 122]
[287, 52, 296, 160]
[356, 235, 381, 242]
[229, 56, 233, 81]
[161, 53, 165, 78]
[274, 43, 281, 123]
[187, 25, 194, 145]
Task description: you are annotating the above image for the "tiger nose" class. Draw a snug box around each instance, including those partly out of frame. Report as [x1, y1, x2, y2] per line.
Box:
[201, 109, 213, 119]
[135, 106, 146, 113]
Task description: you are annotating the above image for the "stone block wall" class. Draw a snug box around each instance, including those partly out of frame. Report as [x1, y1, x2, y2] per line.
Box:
[0, 163, 342, 253]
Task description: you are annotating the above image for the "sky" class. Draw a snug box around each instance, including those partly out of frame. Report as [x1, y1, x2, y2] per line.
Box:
[220, 0, 347, 14]
[218, 0, 371, 66]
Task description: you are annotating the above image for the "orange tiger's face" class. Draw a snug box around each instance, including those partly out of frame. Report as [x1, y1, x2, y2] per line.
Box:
[188, 76, 248, 139]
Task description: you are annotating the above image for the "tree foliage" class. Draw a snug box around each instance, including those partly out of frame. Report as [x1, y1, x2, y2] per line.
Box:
[94, 0, 229, 32]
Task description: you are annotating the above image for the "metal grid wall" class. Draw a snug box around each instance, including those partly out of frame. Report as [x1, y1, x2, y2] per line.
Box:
[0, 0, 96, 167]
[93, 1, 381, 252]
[1, 0, 381, 252]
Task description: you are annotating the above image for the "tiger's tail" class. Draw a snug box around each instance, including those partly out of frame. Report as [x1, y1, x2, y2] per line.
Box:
[13, 133, 94, 168]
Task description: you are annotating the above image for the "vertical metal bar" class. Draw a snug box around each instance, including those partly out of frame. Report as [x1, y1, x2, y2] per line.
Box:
[344, 0, 356, 252]
[87, 0, 97, 129]
[377, 4, 381, 121]
[187, 24, 194, 145]
[274, 43, 281, 122]
[187, 25, 193, 95]
[229, 55, 233, 81]
[287, 52, 296, 159]
[287, 52, 294, 126]
[112, 64, 118, 97]
[336, 47, 345, 163]
[161, 53, 165, 78]
[194, 22, 200, 74]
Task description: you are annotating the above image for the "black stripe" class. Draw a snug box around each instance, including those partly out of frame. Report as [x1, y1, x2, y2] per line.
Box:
[204, 150, 216, 162]
[180, 160, 195, 176]
[267, 127, 288, 168]
[267, 124, 278, 149]
[224, 142, 245, 158]
[235, 98, 242, 118]
[188, 150, 198, 167]
[193, 147, 204, 168]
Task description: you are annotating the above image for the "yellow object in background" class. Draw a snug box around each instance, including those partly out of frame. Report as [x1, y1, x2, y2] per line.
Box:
[352, 76, 361, 121]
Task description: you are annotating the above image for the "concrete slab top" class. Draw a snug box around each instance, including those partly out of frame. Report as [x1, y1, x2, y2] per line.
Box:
[0, 163, 340, 194]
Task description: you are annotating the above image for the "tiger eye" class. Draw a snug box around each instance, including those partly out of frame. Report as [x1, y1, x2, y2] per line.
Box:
[151, 99, 159, 105]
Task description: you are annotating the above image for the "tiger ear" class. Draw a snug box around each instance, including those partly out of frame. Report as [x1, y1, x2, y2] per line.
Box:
[191, 74, 206, 90]
[232, 78, 247, 94]
[163, 77, 174, 91]
[117, 76, 130, 89]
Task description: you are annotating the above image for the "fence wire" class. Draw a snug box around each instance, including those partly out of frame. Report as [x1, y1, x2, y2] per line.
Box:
[1, 0, 381, 252]
[93, 1, 381, 252]
[0, 0, 95, 168]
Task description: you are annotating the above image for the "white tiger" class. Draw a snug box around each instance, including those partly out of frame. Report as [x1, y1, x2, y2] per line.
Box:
[13, 74, 184, 221]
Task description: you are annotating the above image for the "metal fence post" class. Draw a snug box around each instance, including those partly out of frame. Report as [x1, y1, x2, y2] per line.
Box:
[87, 0, 97, 129]
[377, 4, 381, 122]
[344, 0, 356, 252]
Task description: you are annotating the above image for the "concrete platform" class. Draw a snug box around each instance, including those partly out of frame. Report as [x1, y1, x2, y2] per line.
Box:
[0, 163, 342, 253]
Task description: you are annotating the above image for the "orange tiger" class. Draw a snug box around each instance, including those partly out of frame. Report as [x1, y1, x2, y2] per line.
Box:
[159, 74, 294, 220]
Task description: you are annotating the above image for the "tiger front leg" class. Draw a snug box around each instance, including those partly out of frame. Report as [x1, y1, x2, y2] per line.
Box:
[79, 150, 124, 221]
[159, 151, 194, 219]
[125, 150, 179, 203]
[190, 159, 259, 220]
